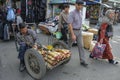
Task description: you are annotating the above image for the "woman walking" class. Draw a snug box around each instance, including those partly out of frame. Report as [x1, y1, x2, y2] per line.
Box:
[90, 9, 118, 64]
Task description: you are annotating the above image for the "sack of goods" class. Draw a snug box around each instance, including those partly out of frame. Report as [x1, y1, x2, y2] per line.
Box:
[38, 48, 71, 68]
[88, 28, 98, 35]
[38, 24, 50, 34]
[82, 31, 93, 49]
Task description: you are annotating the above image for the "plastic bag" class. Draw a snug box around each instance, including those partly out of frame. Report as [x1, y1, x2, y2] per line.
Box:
[91, 43, 106, 58]
[3, 24, 10, 40]
[7, 8, 15, 21]
[55, 31, 62, 39]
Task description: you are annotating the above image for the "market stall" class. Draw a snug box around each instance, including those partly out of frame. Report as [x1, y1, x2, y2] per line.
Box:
[21, 0, 47, 23]
[85, 0, 101, 24]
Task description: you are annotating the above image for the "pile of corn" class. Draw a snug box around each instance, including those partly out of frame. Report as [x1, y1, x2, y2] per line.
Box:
[38, 48, 71, 68]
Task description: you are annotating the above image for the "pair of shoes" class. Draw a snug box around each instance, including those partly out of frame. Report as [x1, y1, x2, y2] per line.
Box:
[89, 54, 98, 60]
[89, 54, 94, 59]
[80, 62, 88, 67]
[109, 60, 119, 64]
[19, 63, 26, 72]
[72, 43, 77, 47]
[64, 41, 68, 44]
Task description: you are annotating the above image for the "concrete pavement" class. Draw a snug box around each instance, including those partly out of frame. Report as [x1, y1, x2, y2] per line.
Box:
[0, 24, 120, 80]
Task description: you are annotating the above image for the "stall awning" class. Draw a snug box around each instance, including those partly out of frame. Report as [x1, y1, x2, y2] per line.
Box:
[49, 0, 101, 5]
[109, 0, 120, 3]
[49, 0, 75, 5]
[86, 0, 101, 5]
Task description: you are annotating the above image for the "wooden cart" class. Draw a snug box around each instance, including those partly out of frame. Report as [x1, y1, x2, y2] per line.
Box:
[24, 47, 71, 80]
[12, 23, 71, 80]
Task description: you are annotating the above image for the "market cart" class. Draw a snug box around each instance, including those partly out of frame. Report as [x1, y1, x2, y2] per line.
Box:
[24, 46, 71, 80]
[12, 23, 71, 80]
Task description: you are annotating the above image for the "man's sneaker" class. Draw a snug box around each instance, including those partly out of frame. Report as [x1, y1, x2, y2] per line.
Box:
[72, 43, 77, 47]
[19, 63, 26, 72]
[80, 62, 88, 67]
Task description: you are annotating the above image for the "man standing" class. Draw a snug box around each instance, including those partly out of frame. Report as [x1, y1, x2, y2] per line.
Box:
[17, 23, 40, 71]
[67, 0, 88, 67]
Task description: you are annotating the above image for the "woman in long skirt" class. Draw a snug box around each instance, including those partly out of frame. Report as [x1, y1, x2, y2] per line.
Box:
[90, 9, 118, 64]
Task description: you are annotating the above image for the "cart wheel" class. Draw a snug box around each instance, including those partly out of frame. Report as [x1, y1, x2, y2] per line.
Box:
[52, 41, 69, 49]
[24, 48, 46, 80]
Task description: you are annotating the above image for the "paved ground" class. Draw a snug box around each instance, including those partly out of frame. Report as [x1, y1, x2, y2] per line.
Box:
[0, 24, 120, 80]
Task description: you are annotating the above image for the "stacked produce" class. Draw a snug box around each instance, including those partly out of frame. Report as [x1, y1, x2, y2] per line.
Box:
[38, 48, 71, 68]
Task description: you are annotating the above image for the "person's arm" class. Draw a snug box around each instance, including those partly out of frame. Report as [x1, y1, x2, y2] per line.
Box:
[68, 24, 74, 36]
[29, 29, 41, 48]
[16, 33, 25, 45]
[58, 13, 63, 31]
[30, 30, 39, 44]
[68, 23, 76, 41]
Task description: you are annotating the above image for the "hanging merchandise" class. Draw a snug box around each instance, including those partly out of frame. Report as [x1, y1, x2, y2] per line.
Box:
[86, 4, 100, 24]
[21, 0, 47, 23]
[26, 0, 34, 23]
[0, 0, 5, 4]
[21, 0, 26, 21]
[7, 8, 15, 21]
[3, 24, 10, 40]
[6, 0, 12, 7]
[33, 0, 47, 23]
[0, 22, 4, 39]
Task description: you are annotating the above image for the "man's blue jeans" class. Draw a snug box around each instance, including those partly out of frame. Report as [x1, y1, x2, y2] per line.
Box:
[18, 43, 29, 62]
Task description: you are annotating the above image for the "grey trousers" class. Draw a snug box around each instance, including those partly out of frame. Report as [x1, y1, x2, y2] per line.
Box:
[71, 29, 86, 63]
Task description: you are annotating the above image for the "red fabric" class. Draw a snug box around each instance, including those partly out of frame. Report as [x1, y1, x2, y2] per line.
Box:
[17, 9, 21, 14]
[98, 23, 113, 60]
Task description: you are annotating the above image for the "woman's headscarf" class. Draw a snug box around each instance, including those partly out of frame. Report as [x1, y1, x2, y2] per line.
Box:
[100, 9, 115, 25]
[105, 9, 115, 19]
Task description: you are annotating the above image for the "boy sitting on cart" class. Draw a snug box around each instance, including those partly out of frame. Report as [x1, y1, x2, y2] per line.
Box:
[17, 23, 40, 72]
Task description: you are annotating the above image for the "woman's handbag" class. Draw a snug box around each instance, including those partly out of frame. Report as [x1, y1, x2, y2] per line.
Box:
[91, 43, 106, 58]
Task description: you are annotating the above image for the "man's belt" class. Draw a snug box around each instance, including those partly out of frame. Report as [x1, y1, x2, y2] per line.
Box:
[73, 28, 80, 30]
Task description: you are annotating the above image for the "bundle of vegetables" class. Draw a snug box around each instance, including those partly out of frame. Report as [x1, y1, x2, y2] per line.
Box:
[38, 48, 71, 67]
[82, 24, 90, 31]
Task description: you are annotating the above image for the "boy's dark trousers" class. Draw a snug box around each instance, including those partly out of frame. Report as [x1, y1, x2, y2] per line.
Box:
[18, 43, 30, 71]
[61, 26, 68, 43]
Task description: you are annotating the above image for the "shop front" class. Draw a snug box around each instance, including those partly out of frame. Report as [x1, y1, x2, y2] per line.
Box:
[85, 0, 101, 24]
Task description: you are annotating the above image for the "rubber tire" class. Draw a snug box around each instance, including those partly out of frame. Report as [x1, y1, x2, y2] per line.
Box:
[24, 48, 46, 80]
[52, 41, 69, 49]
